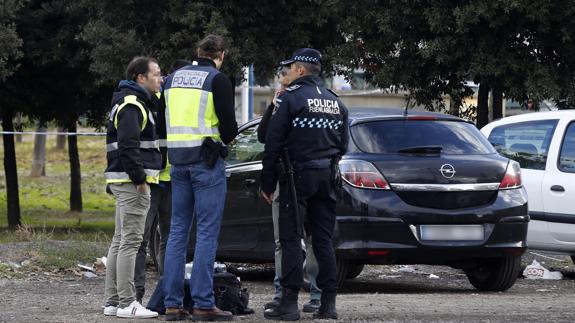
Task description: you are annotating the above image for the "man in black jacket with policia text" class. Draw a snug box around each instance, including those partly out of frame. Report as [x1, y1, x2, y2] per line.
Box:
[261, 48, 349, 321]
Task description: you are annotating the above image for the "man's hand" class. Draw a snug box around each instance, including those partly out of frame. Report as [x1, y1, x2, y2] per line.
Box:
[136, 183, 149, 194]
[261, 190, 274, 205]
[272, 89, 285, 106]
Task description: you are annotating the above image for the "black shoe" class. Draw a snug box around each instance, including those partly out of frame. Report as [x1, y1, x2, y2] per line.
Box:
[264, 299, 280, 310]
[312, 291, 337, 320]
[264, 289, 300, 321]
[302, 299, 320, 313]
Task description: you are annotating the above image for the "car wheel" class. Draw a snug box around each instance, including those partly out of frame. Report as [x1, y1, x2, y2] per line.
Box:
[346, 263, 365, 279]
[148, 215, 161, 273]
[335, 256, 349, 288]
[301, 256, 349, 291]
[464, 256, 521, 292]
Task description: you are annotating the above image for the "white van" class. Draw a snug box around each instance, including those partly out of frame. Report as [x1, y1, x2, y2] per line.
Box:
[481, 110, 575, 264]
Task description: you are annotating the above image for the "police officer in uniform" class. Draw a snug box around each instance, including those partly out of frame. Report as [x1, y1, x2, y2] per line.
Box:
[261, 48, 349, 321]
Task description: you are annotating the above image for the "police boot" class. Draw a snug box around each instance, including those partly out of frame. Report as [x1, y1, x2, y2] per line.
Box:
[312, 291, 337, 320]
[264, 288, 300, 321]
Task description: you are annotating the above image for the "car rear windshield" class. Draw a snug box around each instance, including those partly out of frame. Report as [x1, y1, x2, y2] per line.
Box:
[351, 119, 496, 155]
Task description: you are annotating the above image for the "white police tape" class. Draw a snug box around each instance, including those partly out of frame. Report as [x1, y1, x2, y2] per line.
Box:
[0, 131, 105, 136]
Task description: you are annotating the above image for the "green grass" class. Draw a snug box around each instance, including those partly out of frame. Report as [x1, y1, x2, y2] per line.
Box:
[0, 130, 115, 234]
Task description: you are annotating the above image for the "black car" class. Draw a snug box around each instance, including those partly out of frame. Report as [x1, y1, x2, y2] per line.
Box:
[151, 108, 528, 292]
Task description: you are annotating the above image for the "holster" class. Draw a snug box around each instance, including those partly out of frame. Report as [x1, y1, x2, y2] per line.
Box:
[201, 137, 226, 168]
[331, 156, 342, 188]
[275, 157, 287, 183]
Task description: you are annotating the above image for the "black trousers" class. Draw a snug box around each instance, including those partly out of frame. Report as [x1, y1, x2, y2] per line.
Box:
[278, 167, 337, 294]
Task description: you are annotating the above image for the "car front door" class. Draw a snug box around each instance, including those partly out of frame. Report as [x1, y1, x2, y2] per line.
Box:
[542, 118, 575, 245]
[217, 123, 266, 258]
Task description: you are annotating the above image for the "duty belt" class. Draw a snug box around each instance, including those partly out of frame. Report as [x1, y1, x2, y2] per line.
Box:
[292, 158, 332, 170]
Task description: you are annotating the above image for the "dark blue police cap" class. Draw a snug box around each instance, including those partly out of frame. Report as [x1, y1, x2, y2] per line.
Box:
[280, 48, 322, 66]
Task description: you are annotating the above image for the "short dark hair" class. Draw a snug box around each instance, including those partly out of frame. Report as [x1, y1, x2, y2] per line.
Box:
[197, 35, 225, 60]
[126, 56, 158, 81]
[295, 61, 321, 76]
[169, 59, 192, 74]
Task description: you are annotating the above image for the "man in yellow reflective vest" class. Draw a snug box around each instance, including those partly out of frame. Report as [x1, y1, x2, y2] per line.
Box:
[103, 56, 162, 319]
[162, 35, 238, 321]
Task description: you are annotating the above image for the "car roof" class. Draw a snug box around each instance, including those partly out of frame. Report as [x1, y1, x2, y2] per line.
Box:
[241, 107, 465, 131]
[348, 107, 464, 123]
[481, 110, 575, 132]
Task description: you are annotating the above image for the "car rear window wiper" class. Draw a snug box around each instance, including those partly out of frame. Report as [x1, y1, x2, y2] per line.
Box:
[397, 145, 443, 154]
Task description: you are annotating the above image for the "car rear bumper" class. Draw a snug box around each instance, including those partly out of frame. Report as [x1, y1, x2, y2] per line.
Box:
[335, 186, 529, 265]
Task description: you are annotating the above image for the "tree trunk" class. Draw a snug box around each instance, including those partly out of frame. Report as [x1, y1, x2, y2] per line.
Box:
[492, 84, 503, 121]
[476, 82, 490, 128]
[15, 112, 23, 143]
[1, 109, 21, 229]
[56, 127, 66, 150]
[30, 123, 47, 177]
[67, 122, 82, 212]
[449, 95, 461, 117]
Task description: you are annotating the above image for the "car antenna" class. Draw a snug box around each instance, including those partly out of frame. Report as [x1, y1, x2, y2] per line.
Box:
[403, 95, 411, 117]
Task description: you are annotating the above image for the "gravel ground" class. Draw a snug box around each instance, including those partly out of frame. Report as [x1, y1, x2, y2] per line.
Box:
[1, 246, 575, 322]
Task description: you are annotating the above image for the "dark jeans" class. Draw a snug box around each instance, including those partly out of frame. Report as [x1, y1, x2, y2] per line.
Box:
[163, 158, 226, 309]
[157, 182, 172, 275]
[279, 167, 337, 294]
[135, 182, 172, 300]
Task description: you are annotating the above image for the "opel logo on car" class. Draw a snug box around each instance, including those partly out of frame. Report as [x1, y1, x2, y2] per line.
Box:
[440, 164, 456, 179]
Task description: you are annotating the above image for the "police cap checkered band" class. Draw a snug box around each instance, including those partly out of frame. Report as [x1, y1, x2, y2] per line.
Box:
[280, 48, 322, 66]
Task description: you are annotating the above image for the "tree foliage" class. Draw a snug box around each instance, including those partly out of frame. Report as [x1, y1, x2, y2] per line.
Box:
[331, 0, 575, 125]
[0, 0, 24, 80]
[81, 0, 342, 86]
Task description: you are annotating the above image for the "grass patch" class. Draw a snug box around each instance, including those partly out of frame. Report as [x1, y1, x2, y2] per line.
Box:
[29, 240, 109, 271]
[0, 225, 111, 273]
[0, 262, 23, 279]
[0, 130, 115, 231]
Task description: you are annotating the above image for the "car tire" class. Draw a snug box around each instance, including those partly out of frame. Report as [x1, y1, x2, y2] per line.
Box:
[301, 256, 349, 292]
[345, 263, 365, 279]
[464, 256, 521, 292]
[335, 256, 349, 288]
[149, 216, 161, 273]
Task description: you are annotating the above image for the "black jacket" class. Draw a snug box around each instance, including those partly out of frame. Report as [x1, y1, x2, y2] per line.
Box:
[105, 81, 161, 184]
[261, 75, 349, 193]
[195, 58, 238, 145]
[257, 102, 274, 143]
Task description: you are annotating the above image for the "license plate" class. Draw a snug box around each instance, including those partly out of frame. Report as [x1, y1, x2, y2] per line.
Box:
[420, 225, 484, 241]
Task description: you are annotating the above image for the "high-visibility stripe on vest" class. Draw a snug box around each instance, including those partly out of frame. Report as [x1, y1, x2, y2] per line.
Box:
[164, 64, 221, 165]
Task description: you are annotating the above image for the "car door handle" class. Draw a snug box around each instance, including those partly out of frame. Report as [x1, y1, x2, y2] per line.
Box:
[550, 185, 565, 192]
[244, 179, 257, 186]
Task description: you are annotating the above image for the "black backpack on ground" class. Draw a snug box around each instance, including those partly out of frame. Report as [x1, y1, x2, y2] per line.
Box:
[183, 272, 254, 315]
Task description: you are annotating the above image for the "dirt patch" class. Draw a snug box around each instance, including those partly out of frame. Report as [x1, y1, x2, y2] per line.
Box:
[1, 242, 575, 322]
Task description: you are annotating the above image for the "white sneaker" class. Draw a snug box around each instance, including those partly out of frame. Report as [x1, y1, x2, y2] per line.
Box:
[103, 305, 117, 316]
[116, 300, 158, 319]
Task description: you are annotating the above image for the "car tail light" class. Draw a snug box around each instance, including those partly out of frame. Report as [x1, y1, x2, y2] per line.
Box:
[368, 250, 390, 256]
[339, 160, 390, 190]
[499, 160, 522, 190]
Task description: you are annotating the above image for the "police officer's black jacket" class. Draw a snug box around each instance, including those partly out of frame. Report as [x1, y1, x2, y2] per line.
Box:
[257, 102, 274, 143]
[105, 80, 161, 185]
[261, 75, 349, 193]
